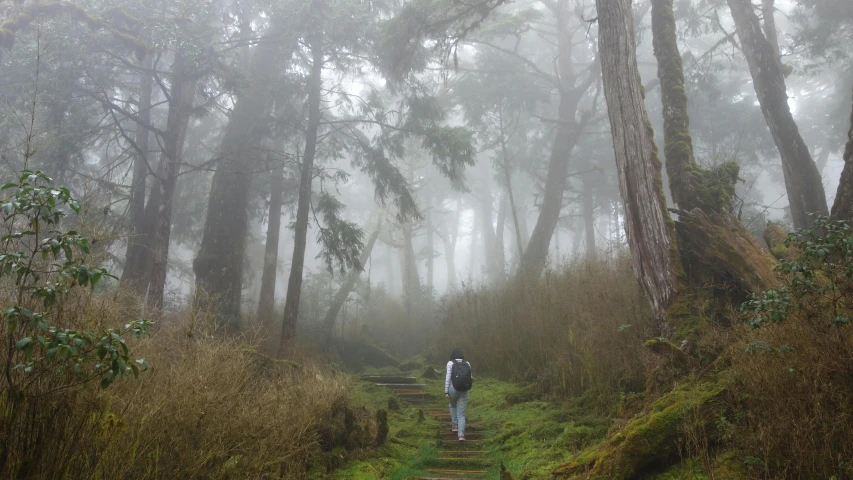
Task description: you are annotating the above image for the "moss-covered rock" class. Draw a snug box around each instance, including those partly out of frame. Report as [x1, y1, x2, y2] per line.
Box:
[552, 380, 726, 479]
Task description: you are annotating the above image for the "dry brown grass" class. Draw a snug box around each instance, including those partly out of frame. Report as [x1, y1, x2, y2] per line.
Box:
[726, 316, 853, 479]
[0, 294, 376, 480]
[432, 252, 657, 409]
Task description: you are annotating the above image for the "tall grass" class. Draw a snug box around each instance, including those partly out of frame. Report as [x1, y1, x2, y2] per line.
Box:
[432, 252, 657, 409]
[0, 294, 376, 479]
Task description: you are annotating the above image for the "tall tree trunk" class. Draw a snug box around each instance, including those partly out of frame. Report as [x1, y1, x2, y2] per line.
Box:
[386, 245, 397, 295]
[727, 0, 828, 229]
[519, 6, 593, 277]
[479, 189, 503, 284]
[401, 221, 420, 315]
[147, 54, 198, 311]
[651, 0, 701, 211]
[761, 0, 781, 59]
[583, 177, 596, 260]
[323, 219, 382, 342]
[426, 198, 434, 289]
[193, 21, 295, 331]
[469, 210, 479, 284]
[519, 203, 530, 251]
[121, 55, 154, 294]
[279, 36, 324, 349]
[257, 164, 286, 323]
[831, 85, 853, 221]
[442, 203, 460, 289]
[495, 193, 507, 274]
[503, 166, 525, 261]
[596, 0, 684, 335]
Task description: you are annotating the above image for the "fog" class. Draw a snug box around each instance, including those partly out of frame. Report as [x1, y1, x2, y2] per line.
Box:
[1, 0, 850, 332]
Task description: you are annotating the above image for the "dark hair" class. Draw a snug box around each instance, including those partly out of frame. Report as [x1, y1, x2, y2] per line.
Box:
[450, 348, 464, 360]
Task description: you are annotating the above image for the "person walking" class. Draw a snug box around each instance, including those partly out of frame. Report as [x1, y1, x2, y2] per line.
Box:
[445, 348, 473, 441]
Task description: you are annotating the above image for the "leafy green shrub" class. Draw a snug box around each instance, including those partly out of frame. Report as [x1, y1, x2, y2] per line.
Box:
[730, 216, 853, 478]
[0, 171, 149, 475]
[742, 216, 853, 329]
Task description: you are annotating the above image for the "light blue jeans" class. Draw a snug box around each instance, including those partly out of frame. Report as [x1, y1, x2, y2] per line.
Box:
[448, 385, 469, 436]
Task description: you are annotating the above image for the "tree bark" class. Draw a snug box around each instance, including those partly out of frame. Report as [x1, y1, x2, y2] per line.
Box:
[441, 202, 461, 290]
[401, 221, 420, 314]
[596, 0, 683, 335]
[479, 189, 504, 284]
[583, 177, 596, 260]
[257, 164, 286, 323]
[323, 219, 382, 343]
[121, 54, 154, 294]
[496, 193, 507, 274]
[147, 53, 198, 311]
[761, 0, 781, 59]
[193, 21, 295, 331]
[651, 0, 701, 211]
[831, 85, 853, 221]
[279, 36, 324, 349]
[518, 4, 593, 277]
[425, 198, 434, 289]
[727, 0, 828, 229]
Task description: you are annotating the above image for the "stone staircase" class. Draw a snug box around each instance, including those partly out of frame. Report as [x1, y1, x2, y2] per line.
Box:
[365, 373, 492, 480]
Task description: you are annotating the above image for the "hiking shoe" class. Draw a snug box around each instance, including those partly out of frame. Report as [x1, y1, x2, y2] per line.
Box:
[452, 424, 458, 432]
[458, 435, 465, 442]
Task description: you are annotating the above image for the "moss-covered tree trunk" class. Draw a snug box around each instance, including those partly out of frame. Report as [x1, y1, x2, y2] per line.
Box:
[831, 85, 853, 221]
[596, 0, 684, 336]
[727, 0, 828, 229]
[278, 36, 324, 350]
[651, 0, 701, 211]
[323, 219, 382, 343]
[257, 164, 287, 324]
[120, 54, 154, 294]
[147, 53, 198, 311]
[193, 21, 295, 331]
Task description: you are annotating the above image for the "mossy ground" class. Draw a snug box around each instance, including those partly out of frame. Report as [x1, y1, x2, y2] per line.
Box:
[332, 366, 612, 479]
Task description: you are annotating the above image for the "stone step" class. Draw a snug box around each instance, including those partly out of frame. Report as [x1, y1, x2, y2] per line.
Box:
[435, 458, 492, 468]
[436, 450, 490, 457]
[377, 383, 426, 389]
[440, 431, 483, 439]
[417, 477, 485, 480]
[360, 375, 417, 383]
[440, 439, 484, 448]
[439, 423, 479, 431]
[424, 468, 488, 478]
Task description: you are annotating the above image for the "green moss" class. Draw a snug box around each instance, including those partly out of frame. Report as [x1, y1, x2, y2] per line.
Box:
[554, 380, 725, 479]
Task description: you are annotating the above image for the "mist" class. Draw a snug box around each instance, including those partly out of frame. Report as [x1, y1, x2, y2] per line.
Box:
[1, 0, 852, 477]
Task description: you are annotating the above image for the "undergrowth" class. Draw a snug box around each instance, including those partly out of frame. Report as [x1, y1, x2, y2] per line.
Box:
[432, 253, 657, 411]
[0, 172, 376, 479]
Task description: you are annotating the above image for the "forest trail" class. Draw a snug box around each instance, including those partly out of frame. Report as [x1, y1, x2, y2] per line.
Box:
[364, 374, 495, 480]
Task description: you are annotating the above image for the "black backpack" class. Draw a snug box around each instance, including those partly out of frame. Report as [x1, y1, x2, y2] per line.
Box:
[451, 360, 473, 392]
